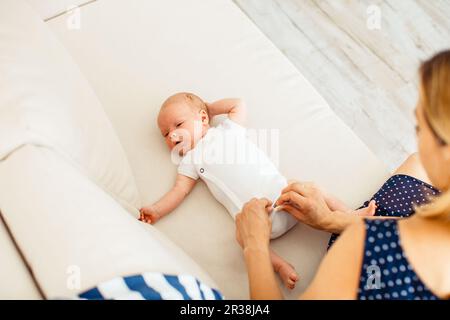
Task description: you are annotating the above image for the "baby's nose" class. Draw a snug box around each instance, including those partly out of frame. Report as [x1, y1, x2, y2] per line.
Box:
[169, 132, 182, 143]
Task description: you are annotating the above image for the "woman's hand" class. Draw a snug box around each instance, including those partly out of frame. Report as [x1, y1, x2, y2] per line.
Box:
[235, 198, 273, 250]
[275, 182, 350, 234]
[236, 198, 284, 300]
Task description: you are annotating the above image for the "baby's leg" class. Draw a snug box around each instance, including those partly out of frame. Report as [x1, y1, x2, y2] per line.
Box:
[270, 249, 299, 290]
[270, 209, 298, 239]
[324, 192, 377, 216]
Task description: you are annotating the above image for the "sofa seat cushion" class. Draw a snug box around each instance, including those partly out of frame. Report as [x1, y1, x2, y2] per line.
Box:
[46, 0, 390, 299]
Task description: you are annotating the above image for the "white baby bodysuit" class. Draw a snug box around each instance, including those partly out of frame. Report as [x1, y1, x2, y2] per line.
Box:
[178, 118, 297, 239]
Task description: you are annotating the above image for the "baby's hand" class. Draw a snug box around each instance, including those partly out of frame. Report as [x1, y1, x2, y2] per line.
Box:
[139, 205, 161, 224]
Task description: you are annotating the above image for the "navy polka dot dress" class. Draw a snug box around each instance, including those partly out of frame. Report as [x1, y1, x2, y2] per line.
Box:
[329, 174, 442, 300]
[358, 219, 438, 300]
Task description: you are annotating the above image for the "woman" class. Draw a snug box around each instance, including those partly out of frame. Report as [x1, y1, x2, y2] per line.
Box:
[235, 51, 450, 300]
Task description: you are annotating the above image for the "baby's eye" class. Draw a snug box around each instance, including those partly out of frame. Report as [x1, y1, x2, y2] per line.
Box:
[164, 132, 169, 137]
[176, 122, 183, 127]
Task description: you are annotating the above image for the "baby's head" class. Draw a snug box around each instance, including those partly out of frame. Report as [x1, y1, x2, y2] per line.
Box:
[157, 92, 210, 156]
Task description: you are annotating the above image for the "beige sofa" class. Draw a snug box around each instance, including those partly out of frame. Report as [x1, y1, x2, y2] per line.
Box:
[0, 0, 389, 300]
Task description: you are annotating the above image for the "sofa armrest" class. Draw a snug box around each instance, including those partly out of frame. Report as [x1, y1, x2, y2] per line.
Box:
[0, 146, 218, 298]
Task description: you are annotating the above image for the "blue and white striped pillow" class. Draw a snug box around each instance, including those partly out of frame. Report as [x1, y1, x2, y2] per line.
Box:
[79, 273, 223, 300]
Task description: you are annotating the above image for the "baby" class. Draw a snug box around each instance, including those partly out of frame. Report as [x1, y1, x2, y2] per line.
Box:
[140, 92, 377, 289]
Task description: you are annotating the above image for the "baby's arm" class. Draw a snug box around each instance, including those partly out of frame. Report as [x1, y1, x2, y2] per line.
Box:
[139, 174, 197, 224]
[206, 98, 247, 126]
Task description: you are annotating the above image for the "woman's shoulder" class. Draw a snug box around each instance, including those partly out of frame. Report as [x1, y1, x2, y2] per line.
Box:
[398, 216, 450, 299]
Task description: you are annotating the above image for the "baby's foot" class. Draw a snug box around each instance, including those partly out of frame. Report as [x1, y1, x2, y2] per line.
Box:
[354, 200, 377, 217]
[275, 261, 299, 290]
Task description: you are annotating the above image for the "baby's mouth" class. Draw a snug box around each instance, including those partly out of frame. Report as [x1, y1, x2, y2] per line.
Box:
[173, 138, 189, 156]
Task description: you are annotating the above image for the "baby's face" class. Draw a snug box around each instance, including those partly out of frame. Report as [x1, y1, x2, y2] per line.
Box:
[158, 101, 208, 156]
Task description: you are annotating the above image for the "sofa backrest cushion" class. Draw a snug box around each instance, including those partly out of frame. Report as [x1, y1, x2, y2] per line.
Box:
[0, 0, 141, 214]
[25, 0, 92, 21]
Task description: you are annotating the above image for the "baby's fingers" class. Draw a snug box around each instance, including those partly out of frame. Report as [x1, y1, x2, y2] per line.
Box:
[143, 216, 151, 224]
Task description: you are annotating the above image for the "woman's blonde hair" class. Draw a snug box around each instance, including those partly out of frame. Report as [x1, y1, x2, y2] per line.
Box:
[416, 50, 450, 221]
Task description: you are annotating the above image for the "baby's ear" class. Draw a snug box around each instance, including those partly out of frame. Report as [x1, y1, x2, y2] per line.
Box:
[200, 109, 209, 124]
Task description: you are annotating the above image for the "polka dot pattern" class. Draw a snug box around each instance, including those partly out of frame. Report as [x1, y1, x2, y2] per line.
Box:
[361, 174, 438, 218]
[328, 174, 439, 247]
[327, 174, 441, 300]
[358, 219, 438, 300]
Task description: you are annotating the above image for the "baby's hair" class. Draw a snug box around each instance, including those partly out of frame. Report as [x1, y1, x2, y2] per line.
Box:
[161, 92, 209, 117]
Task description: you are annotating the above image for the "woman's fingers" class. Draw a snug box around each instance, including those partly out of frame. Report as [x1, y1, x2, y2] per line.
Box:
[263, 198, 274, 213]
[259, 198, 273, 211]
[246, 197, 273, 214]
[276, 190, 307, 208]
[236, 198, 273, 249]
[281, 181, 316, 196]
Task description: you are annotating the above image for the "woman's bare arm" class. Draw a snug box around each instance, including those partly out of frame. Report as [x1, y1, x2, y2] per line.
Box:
[245, 219, 365, 300]
[243, 220, 367, 300]
[244, 246, 283, 300]
[235, 198, 283, 299]
[237, 199, 365, 300]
